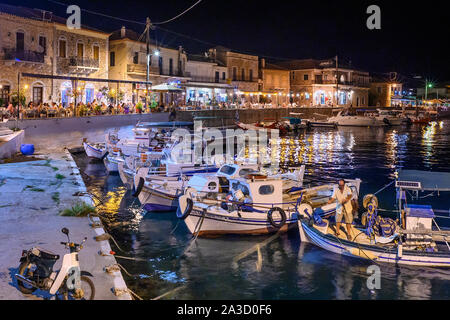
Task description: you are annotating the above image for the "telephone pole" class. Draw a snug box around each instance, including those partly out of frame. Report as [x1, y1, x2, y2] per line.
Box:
[145, 17, 151, 109]
[335, 55, 339, 106]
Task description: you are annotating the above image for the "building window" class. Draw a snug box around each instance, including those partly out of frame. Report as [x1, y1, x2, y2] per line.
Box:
[304, 74, 309, 81]
[77, 42, 84, 58]
[249, 69, 253, 81]
[232, 67, 237, 81]
[222, 72, 226, 80]
[0, 85, 10, 105]
[39, 36, 46, 55]
[292, 72, 295, 80]
[133, 52, 139, 64]
[215, 71, 219, 83]
[169, 58, 173, 75]
[241, 69, 245, 81]
[59, 39, 66, 58]
[93, 45, 99, 60]
[16, 32, 25, 51]
[32, 86, 43, 104]
[110, 51, 115, 66]
[158, 56, 163, 74]
[377, 87, 381, 94]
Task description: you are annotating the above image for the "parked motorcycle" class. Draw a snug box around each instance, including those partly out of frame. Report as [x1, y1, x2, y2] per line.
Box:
[15, 227, 95, 300]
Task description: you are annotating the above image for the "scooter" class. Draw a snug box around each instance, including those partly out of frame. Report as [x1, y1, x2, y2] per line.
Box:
[15, 227, 95, 300]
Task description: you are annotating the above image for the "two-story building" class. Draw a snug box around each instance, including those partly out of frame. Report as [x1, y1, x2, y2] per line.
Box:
[0, 3, 110, 107]
[369, 73, 403, 107]
[259, 58, 290, 105]
[183, 53, 231, 105]
[210, 46, 259, 95]
[277, 58, 370, 107]
[0, 4, 53, 106]
[108, 26, 189, 104]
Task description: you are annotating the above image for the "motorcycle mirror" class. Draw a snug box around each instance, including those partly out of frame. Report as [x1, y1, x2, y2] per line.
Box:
[61, 227, 69, 235]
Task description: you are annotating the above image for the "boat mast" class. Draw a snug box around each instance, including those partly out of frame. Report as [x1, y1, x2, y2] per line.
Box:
[335, 55, 339, 107]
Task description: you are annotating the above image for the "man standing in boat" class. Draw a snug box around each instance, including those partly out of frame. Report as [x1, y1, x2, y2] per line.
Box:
[327, 179, 354, 240]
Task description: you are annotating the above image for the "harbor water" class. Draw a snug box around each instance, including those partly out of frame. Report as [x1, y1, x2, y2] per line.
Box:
[71, 120, 450, 300]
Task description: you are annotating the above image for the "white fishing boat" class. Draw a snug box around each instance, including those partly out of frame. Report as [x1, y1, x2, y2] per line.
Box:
[297, 170, 450, 267]
[177, 167, 361, 237]
[373, 109, 411, 126]
[83, 140, 107, 159]
[133, 162, 218, 212]
[328, 110, 387, 127]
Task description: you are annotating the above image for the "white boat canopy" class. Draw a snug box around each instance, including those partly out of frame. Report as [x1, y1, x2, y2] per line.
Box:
[397, 170, 450, 191]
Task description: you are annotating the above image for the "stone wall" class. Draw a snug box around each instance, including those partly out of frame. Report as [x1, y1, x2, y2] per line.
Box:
[2, 112, 169, 150]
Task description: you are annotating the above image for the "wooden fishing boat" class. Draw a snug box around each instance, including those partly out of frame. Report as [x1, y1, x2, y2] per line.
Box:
[177, 166, 361, 237]
[298, 170, 450, 267]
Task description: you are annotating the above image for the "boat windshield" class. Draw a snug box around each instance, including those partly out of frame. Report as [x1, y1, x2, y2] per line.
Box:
[219, 165, 236, 176]
[239, 168, 259, 177]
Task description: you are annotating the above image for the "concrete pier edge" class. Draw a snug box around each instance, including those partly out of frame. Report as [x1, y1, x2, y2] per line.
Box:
[64, 149, 132, 300]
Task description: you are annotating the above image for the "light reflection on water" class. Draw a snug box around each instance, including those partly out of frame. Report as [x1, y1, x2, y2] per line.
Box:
[72, 121, 450, 300]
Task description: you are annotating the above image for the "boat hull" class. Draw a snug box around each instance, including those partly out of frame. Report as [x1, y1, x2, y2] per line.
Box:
[138, 187, 178, 212]
[83, 142, 106, 159]
[184, 207, 296, 237]
[103, 156, 119, 173]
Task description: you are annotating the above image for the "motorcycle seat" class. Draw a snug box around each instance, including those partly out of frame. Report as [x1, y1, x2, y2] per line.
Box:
[32, 247, 60, 260]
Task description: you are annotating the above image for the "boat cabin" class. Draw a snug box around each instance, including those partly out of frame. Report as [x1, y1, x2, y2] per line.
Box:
[228, 177, 283, 208]
[187, 163, 260, 194]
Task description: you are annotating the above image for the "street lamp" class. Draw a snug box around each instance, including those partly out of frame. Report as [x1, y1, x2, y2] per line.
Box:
[425, 81, 433, 101]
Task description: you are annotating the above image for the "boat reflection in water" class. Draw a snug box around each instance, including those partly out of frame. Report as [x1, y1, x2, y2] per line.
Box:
[70, 120, 450, 299]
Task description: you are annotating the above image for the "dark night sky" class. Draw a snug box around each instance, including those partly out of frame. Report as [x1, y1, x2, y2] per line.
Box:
[3, 0, 449, 82]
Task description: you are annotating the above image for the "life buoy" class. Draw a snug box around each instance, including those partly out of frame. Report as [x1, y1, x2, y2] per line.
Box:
[176, 195, 193, 220]
[132, 177, 145, 197]
[363, 194, 378, 209]
[101, 151, 109, 161]
[267, 207, 287, 229]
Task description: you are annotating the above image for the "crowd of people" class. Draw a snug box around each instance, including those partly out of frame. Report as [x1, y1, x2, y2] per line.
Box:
[0, 100, 178, 121]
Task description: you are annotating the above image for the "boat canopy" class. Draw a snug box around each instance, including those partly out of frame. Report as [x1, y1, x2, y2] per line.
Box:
[397, 170, 450, 191]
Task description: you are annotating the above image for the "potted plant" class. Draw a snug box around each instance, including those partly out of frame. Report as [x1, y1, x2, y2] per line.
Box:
[136, 102, 143, 114]
[94, 104, 102, 115]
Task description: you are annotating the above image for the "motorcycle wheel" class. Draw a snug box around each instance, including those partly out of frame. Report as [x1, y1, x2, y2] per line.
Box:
[79, 276, 95, 300]
[17, 262, 37, 294]
[57, 276, 95, 300]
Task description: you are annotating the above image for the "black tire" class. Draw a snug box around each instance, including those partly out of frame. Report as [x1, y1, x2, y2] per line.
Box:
[132, 177, 145, 197]
[267, 207, 287, 229]
[17, 261, 36, 294]
[79, 275, 95, 300]
[177, 197, 193, 220]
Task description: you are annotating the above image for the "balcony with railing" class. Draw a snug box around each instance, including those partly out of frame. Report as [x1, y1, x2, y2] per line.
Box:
[57, 56, 99, 75]
[2, 48, 44, 63]
[312, 79, 370, 88]
[185, 73, 228, 84]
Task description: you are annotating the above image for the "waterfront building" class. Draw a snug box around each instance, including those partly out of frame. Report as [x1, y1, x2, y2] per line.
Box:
[259, 58, 290, 105]
[369, 73, 404, 107]
[209, 46, 259, 104]
[277, 58, 370, 107]
[108, 26, 189, 105]
[0, 3, 109, 107]
[183, 53, 232, 106]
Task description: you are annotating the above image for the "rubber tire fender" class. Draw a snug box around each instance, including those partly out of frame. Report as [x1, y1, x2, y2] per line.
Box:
[176, 196, 193, 220]
[101, 151, 109, 161]
[267, 207, 287, 229]
[132, 177, 145, 197]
